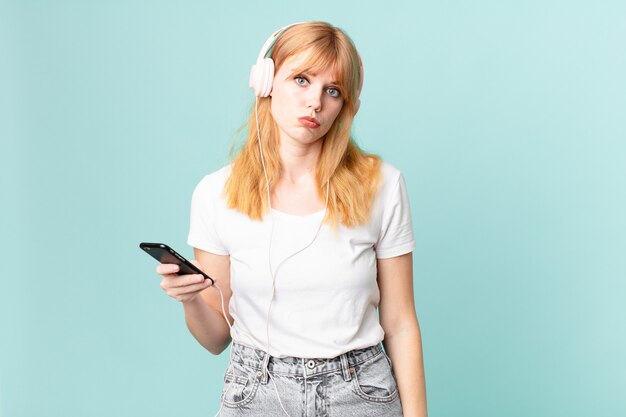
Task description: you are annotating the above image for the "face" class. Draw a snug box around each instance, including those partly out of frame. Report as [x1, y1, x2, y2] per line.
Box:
[270, 49, 344, 147]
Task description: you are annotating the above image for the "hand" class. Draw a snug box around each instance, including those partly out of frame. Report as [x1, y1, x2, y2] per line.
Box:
[156, 260, 213, 303]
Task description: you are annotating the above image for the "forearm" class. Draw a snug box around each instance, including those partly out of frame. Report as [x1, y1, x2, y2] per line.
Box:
[182, 296, 232, 355]
[383, 320, 427, 417]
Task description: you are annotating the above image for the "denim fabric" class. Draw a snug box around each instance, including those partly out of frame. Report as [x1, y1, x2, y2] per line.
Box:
[217, 342, 403, 416]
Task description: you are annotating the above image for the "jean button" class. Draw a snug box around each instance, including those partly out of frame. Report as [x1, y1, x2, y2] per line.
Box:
[306, 360, 315, 369]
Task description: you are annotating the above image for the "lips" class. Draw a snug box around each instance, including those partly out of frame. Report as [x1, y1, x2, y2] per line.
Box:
[298, 116, 320, 128]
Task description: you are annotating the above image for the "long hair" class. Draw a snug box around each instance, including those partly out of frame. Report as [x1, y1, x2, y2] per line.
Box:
[225, 21, 381, 228]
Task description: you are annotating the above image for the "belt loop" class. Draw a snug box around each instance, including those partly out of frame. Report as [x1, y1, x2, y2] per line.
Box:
[339, 353, 352, 382]
[260, 351, 270, 385]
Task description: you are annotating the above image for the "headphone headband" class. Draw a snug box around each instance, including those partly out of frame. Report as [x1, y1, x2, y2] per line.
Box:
[255, 22, 304, 62]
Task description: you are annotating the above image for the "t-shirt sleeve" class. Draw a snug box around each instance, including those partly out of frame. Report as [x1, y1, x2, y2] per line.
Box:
[375, 173, 416, 259]
[187, 176, 229, 255]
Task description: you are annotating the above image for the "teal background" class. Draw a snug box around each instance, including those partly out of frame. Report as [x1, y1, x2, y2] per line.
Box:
[1, 0, 625, 416]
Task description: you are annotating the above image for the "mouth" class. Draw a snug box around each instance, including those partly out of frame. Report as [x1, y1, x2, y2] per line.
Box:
[298, 117, 320, 128]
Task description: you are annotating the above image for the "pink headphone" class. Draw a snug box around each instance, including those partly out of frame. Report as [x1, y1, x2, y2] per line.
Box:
[249, 22, 364, 113]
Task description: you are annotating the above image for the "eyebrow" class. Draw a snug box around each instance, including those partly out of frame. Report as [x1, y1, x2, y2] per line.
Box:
[290, 71, 340, 86]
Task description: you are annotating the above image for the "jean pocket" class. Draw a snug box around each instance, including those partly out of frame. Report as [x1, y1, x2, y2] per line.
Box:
[351, 351, 399, 403]
[221, 363, 261, 408]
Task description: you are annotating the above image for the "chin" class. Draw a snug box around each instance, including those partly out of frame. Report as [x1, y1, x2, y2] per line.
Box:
[286, 129, 324, 143]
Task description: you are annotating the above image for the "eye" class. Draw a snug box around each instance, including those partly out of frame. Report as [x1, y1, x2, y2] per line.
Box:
[294, 76, 308, 86]
[326, 87, 341, 98]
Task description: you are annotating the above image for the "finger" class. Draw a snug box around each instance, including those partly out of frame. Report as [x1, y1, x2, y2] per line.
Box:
[156, 264, 179, 275]
[164, 274, 205, 289]
[168, 280, 212, 297]
[160, 274, 194, 291]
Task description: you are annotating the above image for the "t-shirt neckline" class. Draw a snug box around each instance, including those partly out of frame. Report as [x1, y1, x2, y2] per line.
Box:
[270, 207, 326, 219]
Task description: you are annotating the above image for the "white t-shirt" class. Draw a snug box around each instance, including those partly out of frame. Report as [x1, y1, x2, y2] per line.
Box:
[187, 162, 415, 358]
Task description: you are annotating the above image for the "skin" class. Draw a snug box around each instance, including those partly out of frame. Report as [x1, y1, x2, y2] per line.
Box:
[156, 48, 427, 416]
[269, 49, 344, 214]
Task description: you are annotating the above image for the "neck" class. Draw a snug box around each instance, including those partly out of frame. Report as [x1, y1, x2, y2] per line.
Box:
[278, 137, 322, 184]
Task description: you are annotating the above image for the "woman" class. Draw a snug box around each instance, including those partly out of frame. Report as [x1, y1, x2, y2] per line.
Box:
[156, 21, 427, 416]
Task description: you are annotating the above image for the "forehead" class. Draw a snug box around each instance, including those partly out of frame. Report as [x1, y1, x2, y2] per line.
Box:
[279, 49, 339, 80]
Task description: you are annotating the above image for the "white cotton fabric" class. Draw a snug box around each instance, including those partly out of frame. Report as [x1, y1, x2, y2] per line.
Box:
[187, 162, 415, 358]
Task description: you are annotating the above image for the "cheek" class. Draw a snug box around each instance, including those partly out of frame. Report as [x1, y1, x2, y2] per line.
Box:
[270, 96, 287, 123]
[325, 103, 343, 125]
[321, 111, 342, 136]
[271, 90, 294, 117]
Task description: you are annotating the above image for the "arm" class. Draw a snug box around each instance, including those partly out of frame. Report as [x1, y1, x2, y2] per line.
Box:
[172, 248, 233, 355]
[378, 252, 428, 417]
[186, 247, 233, 355]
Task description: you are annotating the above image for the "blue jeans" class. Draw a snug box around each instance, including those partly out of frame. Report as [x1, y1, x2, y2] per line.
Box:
[217, 342, 403, 416]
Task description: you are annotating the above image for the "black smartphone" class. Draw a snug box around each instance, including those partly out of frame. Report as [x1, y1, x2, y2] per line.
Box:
[139, 242, 215, 285]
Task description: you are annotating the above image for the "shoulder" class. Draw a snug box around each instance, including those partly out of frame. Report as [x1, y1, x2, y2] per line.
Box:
[379, 161, 402, 182]
[192, 164, 233, 197]
[377, 161, 405, 200]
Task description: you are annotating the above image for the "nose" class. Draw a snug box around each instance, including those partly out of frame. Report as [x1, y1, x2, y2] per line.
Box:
[306, 88, 323, 113]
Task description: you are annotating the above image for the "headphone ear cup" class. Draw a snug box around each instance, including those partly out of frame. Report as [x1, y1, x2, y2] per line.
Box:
[249, 60, 263, 96]
[261, 58, 274, 97]
[249, 57, 275, 97]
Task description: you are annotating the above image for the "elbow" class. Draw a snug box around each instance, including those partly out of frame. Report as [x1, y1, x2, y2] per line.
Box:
[207, 345, 225, 356]
[206, 337, 232, 356]
[383, 315, 420, 340]
[207, 347, 223, 356]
